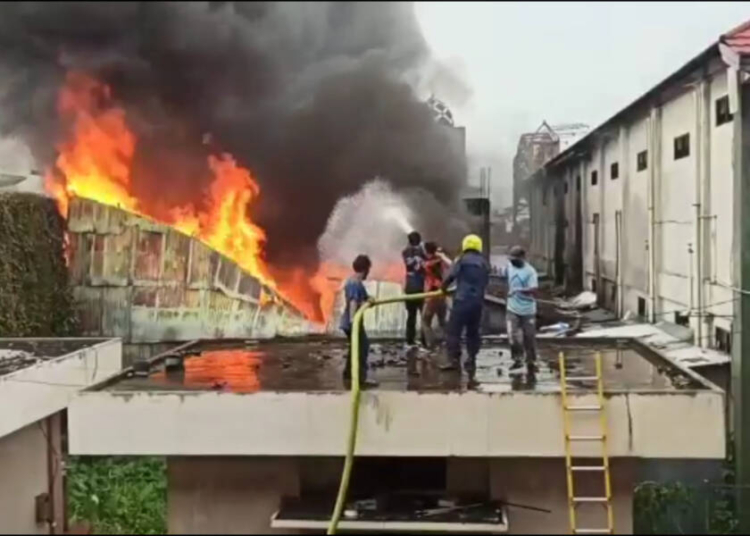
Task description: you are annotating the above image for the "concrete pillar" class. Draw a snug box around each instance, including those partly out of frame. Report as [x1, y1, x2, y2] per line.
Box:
[731, 68, 750, 533]
[167, 457, 300, 535]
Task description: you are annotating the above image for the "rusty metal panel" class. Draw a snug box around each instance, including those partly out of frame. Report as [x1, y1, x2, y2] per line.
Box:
[188, 241, 215, 289]
[216, 258, 238, 291]
[102, 227, 132, 284]
[68, 234, 92, 285]
[163, 230, 189, 282]
[72, 286, 103, 335]
[157, 287, 185, 309]
[67, 198, 95, 233]
[134, 229, 162, 280]
[101, 287, 131, 337]
[91, 235, 105, 281]
[132, 288, 157, 307]
[92, 202, 109, 233]
[238, 274, 261, 301]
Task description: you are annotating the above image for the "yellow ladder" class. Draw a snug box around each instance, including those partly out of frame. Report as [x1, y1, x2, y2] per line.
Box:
[559, 351, 614, 535]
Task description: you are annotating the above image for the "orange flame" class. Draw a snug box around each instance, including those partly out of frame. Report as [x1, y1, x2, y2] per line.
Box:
[45, 71, 331, 321]
[45, 72, 410, 324]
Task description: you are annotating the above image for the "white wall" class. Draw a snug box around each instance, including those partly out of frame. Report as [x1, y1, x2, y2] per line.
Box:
[69, 388, 725, 459]
[527, 56, 738, 350]
[0, 422, 49, 534]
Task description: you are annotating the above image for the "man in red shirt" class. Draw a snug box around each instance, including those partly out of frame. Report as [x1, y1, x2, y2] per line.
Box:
[422, 241, 453, 349]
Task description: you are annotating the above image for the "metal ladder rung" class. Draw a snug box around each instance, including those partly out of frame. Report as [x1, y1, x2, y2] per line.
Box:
[568, 434, 605, 441]
[571, 465, 606, 472]
[574, 529, 612, 534]
[573, 496, 609, 503]
[566, 405, 602, 411]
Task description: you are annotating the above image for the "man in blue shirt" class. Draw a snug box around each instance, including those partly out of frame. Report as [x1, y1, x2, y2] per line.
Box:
[502, 246, 539, 375]
[402, 231, 427, 347]
[340, 254, 378, 388]
[440, 234, 490, 388]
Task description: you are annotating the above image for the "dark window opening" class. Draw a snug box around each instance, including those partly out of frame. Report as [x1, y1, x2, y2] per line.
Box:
[576, 175, 581, 191]
[716, 327, 732, 354]
[674, 133, 690, 160]
[716, 95, 733, 126]
[591, 170, 598, 186]
[564, 181, 569, 195]
[637, 150, 648, 172]
[675, 311, 690, 327]
[591, 278, 597, 294]
[610, 162, 619, 180]
[637, 297, 646, 318]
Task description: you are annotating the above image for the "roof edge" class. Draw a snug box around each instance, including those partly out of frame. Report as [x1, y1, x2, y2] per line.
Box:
[534, 40, 721, 176]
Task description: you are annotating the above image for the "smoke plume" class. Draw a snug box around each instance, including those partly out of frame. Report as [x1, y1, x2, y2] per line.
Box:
[0, 2, 468, 271]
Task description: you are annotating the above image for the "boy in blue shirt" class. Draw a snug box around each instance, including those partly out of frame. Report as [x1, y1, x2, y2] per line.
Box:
[502, 246, 539, 375]
[340, 254, 378, 388]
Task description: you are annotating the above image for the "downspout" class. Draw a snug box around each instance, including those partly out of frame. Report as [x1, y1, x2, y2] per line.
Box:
[647, 108, 658, 323]
[694, 79, 705, 346]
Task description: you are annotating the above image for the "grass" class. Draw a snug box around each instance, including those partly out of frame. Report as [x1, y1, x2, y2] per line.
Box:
[67, 457, 167, 534]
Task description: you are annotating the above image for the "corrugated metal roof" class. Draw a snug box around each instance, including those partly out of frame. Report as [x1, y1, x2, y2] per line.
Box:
[723, 19, 750, 55]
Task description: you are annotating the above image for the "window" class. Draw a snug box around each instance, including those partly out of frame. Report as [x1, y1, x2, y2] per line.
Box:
[610, 162, 619, 180]
[674, 133, 690, 160]
[716, 95, 733, 126]
[591, 170, 598, 186]
[716, 327, 732, 354]
[637, 150, 648, 172]
[675, 311, 690, 327]
[637, 297, 646, 318]
[591, 278, 597, 294]
[564, 181, 569, 195]
[576, 175, 581, 192]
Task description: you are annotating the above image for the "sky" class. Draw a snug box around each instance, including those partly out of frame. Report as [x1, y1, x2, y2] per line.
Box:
[415, 1, 750, 207]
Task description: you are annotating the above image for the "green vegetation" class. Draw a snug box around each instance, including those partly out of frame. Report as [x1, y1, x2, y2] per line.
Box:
[0, 193, 77, 336]
[67, 457, 167, 535]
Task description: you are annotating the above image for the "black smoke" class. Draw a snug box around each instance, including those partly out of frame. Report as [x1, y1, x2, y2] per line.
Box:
[0, 1, 467, 269]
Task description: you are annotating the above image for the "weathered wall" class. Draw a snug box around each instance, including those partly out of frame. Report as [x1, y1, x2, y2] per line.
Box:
[67, 197, 318, 344]
[527, 56, 738, 349]
[167, 457, 300, 535]
[69, 389, 725, 459]
[0, 193, 77, 337]
[0, 420, 53, 534]
[165, 456, 634, 535]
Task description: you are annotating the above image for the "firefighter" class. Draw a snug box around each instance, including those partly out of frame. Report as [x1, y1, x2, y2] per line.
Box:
[441, 234, 490, 388]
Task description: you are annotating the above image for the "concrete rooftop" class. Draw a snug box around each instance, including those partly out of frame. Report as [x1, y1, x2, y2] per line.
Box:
[101, 337, 707, 395]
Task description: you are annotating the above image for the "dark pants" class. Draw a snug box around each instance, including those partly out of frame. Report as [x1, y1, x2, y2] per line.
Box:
[343, 325, 369, 382]
[446, 300, 483, 376]
[507, 311, 537, 364]
[405, 296, 425, 345]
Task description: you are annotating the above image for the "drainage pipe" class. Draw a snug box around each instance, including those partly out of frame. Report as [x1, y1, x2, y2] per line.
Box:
[327, 289, 445, 535]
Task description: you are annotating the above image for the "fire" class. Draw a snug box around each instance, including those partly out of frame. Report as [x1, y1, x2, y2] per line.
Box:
[45, 71, 410, 324]
[45, 71, 330, 321]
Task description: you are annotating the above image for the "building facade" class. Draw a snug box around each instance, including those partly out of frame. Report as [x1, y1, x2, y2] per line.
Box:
[526, 21, 750, 353]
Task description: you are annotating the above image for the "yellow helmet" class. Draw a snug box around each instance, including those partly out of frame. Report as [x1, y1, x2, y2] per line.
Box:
[462, 234, 483, 253]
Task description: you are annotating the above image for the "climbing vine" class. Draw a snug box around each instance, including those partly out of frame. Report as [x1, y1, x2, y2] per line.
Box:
[0, 193, 77, 336]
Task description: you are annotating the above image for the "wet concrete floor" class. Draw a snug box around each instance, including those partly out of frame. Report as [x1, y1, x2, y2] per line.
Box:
[107, 338, 703, 394]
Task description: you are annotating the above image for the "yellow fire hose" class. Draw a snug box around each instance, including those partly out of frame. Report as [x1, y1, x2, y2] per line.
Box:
[326, 289, 446, 535]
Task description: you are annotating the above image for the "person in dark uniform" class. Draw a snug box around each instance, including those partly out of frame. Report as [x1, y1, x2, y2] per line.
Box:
[402, 231, 426, 347]
[441, 234, 490, 388]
